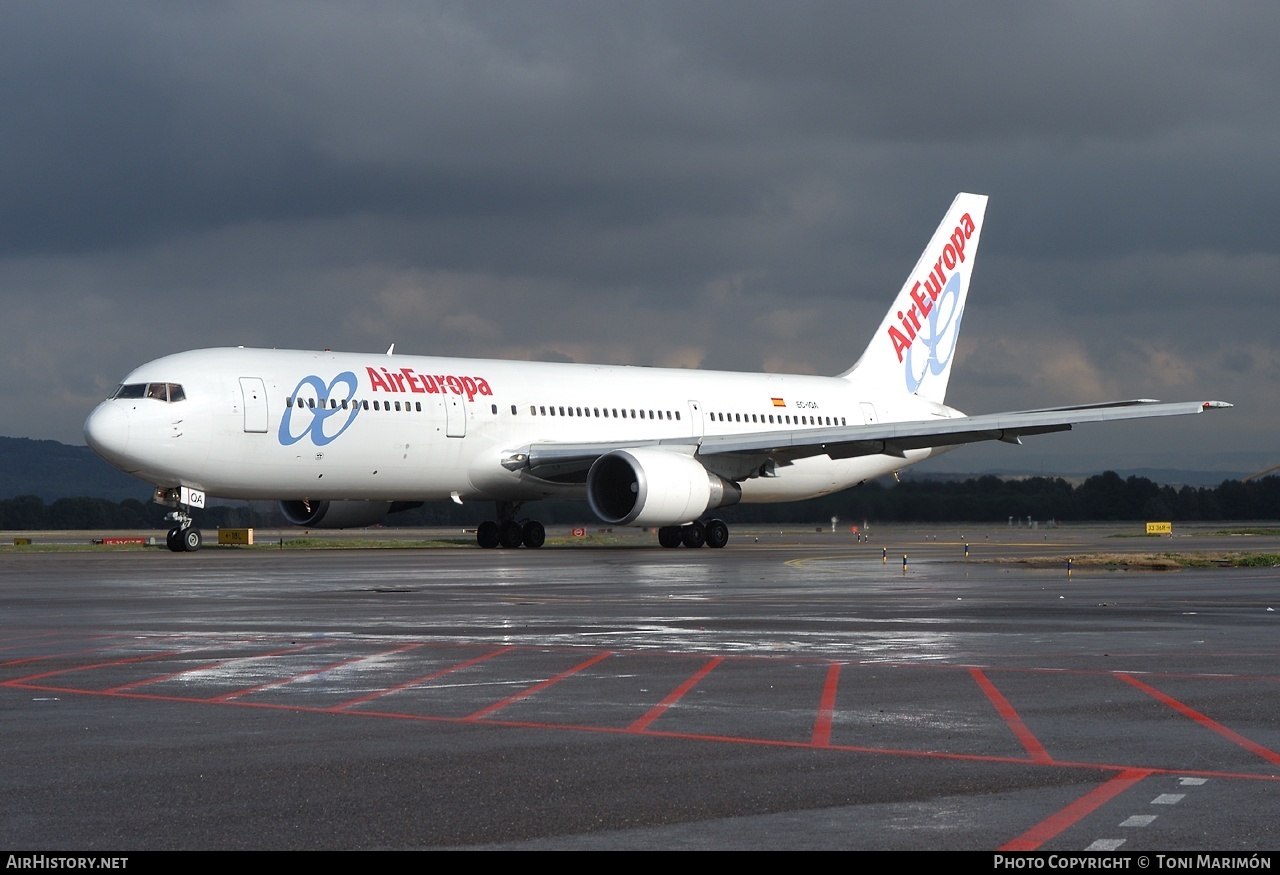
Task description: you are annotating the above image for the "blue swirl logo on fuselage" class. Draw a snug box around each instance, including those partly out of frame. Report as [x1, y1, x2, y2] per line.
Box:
[279, 372, 361, 446]
[904, 272, 964, 394]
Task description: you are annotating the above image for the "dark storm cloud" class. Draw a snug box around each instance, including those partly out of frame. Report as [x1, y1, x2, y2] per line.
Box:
[0, 1, 1276, 474]
[8, 3, 1274, 259]
[0, 2, 772, 256]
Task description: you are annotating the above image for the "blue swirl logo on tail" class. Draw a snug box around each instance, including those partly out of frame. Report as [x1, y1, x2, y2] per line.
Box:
[904, 272, 964, 393]
[279, 372, 361, 446]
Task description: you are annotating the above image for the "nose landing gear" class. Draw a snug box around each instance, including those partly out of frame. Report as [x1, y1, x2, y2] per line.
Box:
[165, 522, 203, 552]
[155, 487, 204, 553]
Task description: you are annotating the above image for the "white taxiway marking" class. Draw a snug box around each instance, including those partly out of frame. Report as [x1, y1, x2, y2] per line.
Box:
[1120, 815, 1157, 827]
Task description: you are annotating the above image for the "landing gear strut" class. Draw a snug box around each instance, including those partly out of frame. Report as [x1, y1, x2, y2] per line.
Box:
[658, 518, 729, 549]
[163, 510, 201, 553]
[154, 486, 203, 553]
[476, 502, 545, 549]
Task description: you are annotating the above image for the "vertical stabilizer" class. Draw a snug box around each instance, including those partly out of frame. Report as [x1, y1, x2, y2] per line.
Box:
[840, 192, 988, 404]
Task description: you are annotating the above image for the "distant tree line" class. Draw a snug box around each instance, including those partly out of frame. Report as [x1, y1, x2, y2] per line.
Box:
[0, 497, 264, 530]
[3, 472, 1278, 530]
[716, 471, 1277, 525]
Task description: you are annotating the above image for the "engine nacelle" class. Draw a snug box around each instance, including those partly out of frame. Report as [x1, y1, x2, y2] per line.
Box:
[277, 499, 393, 529]
[586, 448, 741, 527]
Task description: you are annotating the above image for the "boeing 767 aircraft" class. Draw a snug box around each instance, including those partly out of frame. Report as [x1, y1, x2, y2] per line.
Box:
[84, 193, 1229, 551]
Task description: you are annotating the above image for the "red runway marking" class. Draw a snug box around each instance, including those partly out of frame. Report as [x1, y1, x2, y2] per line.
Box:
[1116, 672, 1280, 766]
[811, 662, 841, 747]
[210, 642, 423, 702]
[106, 656, 241, 693]
[8, 668, 1280, 784]
[0, 635, 306, 678]
[100, 636, 319, 693]
[5, 649, 188, 685]
[0, 631, 97, 651]
[971, 667, 1052, 763]
[466, 651, 613, 720]
[7, 634, 1280, 787]
[628, 656, 723, 732]
[999, 768, 1151, 851]
[1, 643, 133, 669]
[335, 645, 515, 710]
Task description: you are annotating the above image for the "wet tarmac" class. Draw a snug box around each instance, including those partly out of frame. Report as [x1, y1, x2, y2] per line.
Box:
[2, 523, 1278, 850]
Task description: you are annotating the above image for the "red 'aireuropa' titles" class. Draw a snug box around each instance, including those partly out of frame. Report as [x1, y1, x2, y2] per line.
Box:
[888, 211, 977, 362]
[366, 366, 493, 401]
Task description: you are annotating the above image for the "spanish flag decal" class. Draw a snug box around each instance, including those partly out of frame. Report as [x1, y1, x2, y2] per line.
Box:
[771, 397, 786, 407]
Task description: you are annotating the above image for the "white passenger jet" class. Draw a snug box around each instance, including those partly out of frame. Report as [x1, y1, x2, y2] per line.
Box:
[84, 193, 1229, 551]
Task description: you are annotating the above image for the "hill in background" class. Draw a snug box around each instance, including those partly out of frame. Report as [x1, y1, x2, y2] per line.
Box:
[0, 434, 1252, 506]
[0, 436, 151, 503]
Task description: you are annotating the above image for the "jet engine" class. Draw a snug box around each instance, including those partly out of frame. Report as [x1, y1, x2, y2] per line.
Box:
[278, 499, 396, 529]
[586, 448, 741, 527]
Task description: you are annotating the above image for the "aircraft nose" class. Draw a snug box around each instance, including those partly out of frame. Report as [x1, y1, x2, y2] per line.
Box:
[84, 403, 132, 466]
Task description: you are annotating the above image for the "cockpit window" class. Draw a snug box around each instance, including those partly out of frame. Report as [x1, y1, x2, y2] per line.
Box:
[112, 383, 147, 399]
[110, 382, 185, 402]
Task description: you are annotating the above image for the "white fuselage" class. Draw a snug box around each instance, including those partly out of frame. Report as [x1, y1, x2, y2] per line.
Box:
[83, 347, 951, 510]
[81, 195, 1230, 541]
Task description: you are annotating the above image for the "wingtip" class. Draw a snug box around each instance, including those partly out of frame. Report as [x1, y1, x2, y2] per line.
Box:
[1203, 400, 1233, 410]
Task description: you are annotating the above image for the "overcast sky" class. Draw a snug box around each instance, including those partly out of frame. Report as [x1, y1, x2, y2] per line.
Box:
[2, 2, 1275, 475]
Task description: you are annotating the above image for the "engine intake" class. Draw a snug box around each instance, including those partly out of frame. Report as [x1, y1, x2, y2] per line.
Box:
[277, 499, 393, 529]
[586, 449, 740, 527]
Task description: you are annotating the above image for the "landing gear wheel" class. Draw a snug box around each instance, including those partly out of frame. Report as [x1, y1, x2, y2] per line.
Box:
[680, 521, 706, 548]
[477, 520, 500, 548]
[181, 528, 202, 552]
[498, 519, 524, 549]
[704, 519, 729, 549]
[521, 520, 545, 549]
[166, 527, 182, 552]
[657, 526, 682, 548]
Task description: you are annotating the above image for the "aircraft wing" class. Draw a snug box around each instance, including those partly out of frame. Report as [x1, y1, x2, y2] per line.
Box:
[699, 399, 1232, 461]
[516, 399, 1231, 481]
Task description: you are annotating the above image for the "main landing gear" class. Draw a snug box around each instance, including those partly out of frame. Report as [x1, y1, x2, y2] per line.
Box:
[476, 501, 545, 549]
[657, 518, 729, 549]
